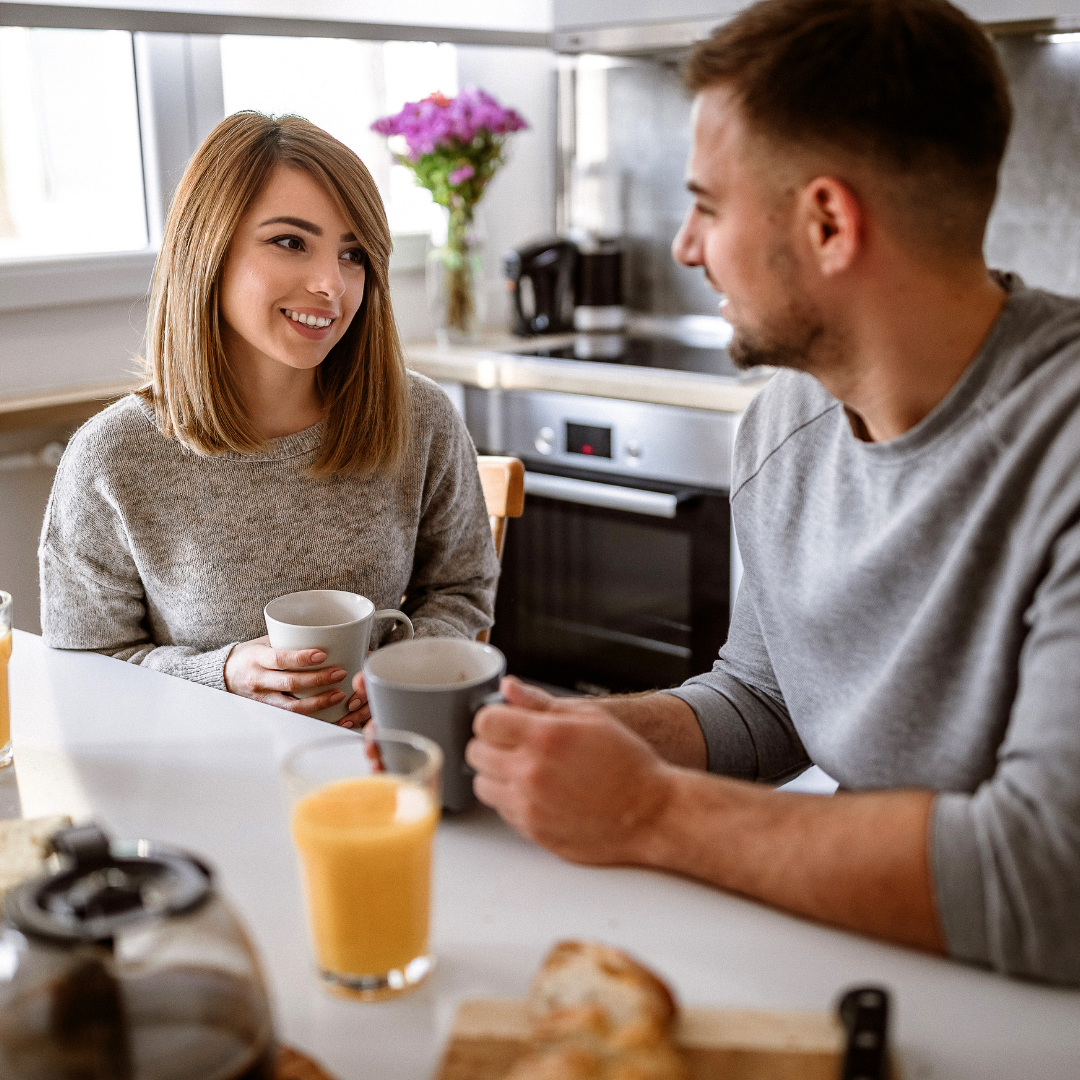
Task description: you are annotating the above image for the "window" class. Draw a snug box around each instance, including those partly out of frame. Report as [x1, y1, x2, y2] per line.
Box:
[0, 27, 148, 260]
[219, 36, 458, 238]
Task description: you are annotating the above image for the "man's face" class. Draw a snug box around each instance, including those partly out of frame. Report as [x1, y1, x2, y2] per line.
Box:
[672, 86, 828, 372]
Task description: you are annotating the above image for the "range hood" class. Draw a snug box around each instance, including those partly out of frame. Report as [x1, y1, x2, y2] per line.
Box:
[552, 11, 1080, 56]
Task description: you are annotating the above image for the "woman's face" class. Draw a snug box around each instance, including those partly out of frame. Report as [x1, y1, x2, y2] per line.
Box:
[218, 164, 368, 377]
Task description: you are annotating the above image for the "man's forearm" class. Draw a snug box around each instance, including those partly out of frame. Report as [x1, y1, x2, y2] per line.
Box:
[637, 769, 947, 953]
[601, 692, 707, 769]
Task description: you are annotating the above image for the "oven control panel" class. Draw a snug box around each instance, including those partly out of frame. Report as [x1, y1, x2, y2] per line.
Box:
[469, 388, 737, 491]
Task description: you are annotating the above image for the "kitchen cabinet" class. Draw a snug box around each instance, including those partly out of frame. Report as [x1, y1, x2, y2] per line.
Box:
[552, 0, 1080, 35]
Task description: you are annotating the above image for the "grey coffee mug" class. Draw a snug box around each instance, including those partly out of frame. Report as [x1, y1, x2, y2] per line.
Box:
[363, 638, 506, 812]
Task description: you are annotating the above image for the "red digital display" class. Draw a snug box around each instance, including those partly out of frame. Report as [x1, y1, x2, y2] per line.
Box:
[566, 423, 612, 458]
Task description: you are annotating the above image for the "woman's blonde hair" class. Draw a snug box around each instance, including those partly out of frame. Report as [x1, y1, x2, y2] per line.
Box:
[138, 111, 409, 477]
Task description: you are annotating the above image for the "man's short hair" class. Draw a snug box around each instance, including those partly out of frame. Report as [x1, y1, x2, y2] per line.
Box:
[684, 0, 1013, 254]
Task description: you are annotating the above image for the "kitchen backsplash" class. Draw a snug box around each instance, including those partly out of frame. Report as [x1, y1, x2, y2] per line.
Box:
[986, 37, 1080, 297]
[584, 37, 1080, 315]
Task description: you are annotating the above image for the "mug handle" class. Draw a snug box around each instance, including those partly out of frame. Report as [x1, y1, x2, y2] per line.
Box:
[373, 609, 414, 641]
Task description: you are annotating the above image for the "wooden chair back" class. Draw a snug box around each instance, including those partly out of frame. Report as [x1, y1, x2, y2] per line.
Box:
[476, 456, 525, 643]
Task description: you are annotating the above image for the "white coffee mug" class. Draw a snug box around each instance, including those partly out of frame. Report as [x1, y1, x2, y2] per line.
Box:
[264, 590, 413, 723]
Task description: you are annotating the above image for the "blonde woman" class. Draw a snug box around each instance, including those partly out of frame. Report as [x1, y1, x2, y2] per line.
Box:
[40, 113, 499, 727]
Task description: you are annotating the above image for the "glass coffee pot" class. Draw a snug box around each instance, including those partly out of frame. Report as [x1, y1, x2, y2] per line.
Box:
[0, 823, 274, 1079]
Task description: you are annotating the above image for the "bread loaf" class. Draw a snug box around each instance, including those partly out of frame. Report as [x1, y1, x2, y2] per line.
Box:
[0, 815, 71, 900]
[505, 943, 688, 1080]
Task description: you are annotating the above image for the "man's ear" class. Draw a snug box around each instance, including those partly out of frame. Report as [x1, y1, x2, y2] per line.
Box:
[797, 176, 862, 276]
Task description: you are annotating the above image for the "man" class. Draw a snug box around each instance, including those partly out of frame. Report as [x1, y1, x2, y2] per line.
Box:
[466, 0, 1080, 984]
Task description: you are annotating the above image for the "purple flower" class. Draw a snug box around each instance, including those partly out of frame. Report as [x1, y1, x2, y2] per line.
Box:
[372, 87, 527, 158]
[449, 164, 475, 185]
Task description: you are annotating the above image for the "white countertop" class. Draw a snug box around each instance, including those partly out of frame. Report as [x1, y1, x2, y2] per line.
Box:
[404, 334, 768, 413]
[8, 630, 1080, 1080]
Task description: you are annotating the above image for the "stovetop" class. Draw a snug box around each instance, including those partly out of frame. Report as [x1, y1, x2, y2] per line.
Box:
[512, 332, 756, 380]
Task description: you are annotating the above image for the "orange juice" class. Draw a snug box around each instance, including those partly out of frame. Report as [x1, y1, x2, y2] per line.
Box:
[0, 631, 10, 760]
[291, 775, 439, 984]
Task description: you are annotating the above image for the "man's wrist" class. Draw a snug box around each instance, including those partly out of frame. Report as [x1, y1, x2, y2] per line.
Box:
[627, 764, 709, 872]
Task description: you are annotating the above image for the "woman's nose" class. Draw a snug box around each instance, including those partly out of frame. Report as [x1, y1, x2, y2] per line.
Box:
[308, 257, 346, 300]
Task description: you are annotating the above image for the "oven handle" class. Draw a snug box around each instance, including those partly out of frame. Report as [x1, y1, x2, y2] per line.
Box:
[523, 471, 679, 519]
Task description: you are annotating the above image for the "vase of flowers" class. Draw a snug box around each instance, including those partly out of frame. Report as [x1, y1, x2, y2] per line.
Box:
[372, 87, 527, 344]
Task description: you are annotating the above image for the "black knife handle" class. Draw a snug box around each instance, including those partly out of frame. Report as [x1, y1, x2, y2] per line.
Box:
[838, 986, 890, 1080]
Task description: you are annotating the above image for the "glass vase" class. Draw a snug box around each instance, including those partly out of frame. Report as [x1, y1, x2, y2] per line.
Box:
[427, 209, 486, 346]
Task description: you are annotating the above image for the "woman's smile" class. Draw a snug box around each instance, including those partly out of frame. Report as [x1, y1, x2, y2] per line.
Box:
[281, 306, 339, 339]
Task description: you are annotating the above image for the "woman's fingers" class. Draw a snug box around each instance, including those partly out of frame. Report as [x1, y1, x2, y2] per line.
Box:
[261, 688, 346, 715]
[260, 666, 347, 694]
[259, 644, 328, 672]
[347, 695, 371, 721]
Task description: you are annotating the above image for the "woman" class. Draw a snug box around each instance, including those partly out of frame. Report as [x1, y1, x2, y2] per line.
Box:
[39, 112, 499, 727]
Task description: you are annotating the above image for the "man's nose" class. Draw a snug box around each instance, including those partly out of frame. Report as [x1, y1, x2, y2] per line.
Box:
[672, 208, 702, 267]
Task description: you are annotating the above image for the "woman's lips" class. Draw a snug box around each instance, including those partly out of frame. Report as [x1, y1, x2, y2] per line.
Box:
[281, 308, 336, 340]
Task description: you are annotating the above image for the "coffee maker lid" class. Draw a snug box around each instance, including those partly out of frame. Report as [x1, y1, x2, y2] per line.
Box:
[2, 823, 212, 945]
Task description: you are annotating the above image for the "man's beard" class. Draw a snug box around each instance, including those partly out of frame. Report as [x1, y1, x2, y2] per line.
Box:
[728, 307, 826, 372]
[724, 241, 841, 374]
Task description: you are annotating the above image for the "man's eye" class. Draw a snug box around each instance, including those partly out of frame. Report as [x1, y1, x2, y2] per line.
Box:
[695, 202, 715, 217]
[271, 235, 304, 251]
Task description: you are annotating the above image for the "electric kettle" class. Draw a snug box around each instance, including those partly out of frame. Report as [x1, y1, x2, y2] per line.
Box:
[0, 823, 274, 1080]
[504, 238, 578, 336]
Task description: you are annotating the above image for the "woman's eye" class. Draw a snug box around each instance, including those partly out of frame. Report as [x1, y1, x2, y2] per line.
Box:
[271, 235, 304, 251]
[342, 249, 367, 266]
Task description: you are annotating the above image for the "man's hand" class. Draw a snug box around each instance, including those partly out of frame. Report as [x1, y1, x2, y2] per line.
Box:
[467, 677, 946, 955]
[466, 678, 675, 864]
[224, 637, 367, 725]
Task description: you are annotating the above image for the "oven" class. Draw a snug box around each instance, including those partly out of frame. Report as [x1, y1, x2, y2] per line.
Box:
[465, 387, 738, 695]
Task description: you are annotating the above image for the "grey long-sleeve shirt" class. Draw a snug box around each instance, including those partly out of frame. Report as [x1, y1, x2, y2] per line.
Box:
[666, 275, 1080, 984]
[39, 372, 500, 689]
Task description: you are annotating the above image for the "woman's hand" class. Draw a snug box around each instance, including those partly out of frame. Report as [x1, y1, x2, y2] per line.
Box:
[224, 636, 366, 726]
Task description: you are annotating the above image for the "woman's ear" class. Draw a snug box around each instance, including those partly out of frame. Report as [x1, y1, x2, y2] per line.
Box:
[797, 176, 862, 277]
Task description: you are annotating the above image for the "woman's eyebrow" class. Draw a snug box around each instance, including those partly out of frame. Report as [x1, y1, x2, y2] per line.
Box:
[258, 215, 322, 235]
[258, 216, 357, 243]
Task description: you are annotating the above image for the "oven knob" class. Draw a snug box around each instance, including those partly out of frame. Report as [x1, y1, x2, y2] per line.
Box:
[535, 426, 555, 455]
[625, 440, 642, 460]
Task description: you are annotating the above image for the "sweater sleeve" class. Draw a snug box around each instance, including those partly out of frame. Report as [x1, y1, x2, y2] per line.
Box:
[401, 388, 500, 641]
[38, 439, 234, 690]
[662, 573, 810, 783]
[931, 515, 1080, 984]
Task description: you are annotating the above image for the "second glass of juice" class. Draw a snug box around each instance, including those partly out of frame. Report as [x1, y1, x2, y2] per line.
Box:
[0, 592, 12, 770]
[283, 730, 442, 1000]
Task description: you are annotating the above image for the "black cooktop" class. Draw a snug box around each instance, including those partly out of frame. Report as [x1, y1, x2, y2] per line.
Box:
[513, 333, 747, 379]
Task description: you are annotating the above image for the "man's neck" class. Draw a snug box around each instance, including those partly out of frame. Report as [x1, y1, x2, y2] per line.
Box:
[816, 260, 1007, 443]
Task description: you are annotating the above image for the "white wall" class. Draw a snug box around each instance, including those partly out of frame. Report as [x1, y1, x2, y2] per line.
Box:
[458, 44, 557, 327]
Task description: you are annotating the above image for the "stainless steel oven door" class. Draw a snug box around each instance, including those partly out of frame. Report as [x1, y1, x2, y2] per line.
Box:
[491, 463, 730, 695]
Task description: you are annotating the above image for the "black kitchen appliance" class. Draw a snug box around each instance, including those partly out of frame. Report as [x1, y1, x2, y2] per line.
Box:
[464, 387, 738, 695]
[504, 238, 578, 336]
[574, 238, 625, 331]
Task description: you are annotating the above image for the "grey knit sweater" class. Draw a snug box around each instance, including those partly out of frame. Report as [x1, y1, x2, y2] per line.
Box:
[39, 372, 500, 689]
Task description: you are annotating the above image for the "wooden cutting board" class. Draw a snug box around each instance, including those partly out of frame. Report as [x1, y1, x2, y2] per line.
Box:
[434, 998, 885, 1080]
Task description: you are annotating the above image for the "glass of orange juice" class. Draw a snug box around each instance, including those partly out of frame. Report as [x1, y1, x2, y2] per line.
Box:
[0, 592, 12, 770]
[283, 729, 442, 1001]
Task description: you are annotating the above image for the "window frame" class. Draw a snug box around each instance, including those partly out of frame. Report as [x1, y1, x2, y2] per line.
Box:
[0, 23, 449, 314]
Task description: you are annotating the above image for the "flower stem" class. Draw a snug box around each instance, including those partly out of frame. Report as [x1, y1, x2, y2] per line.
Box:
[445, 207, 476, 334]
